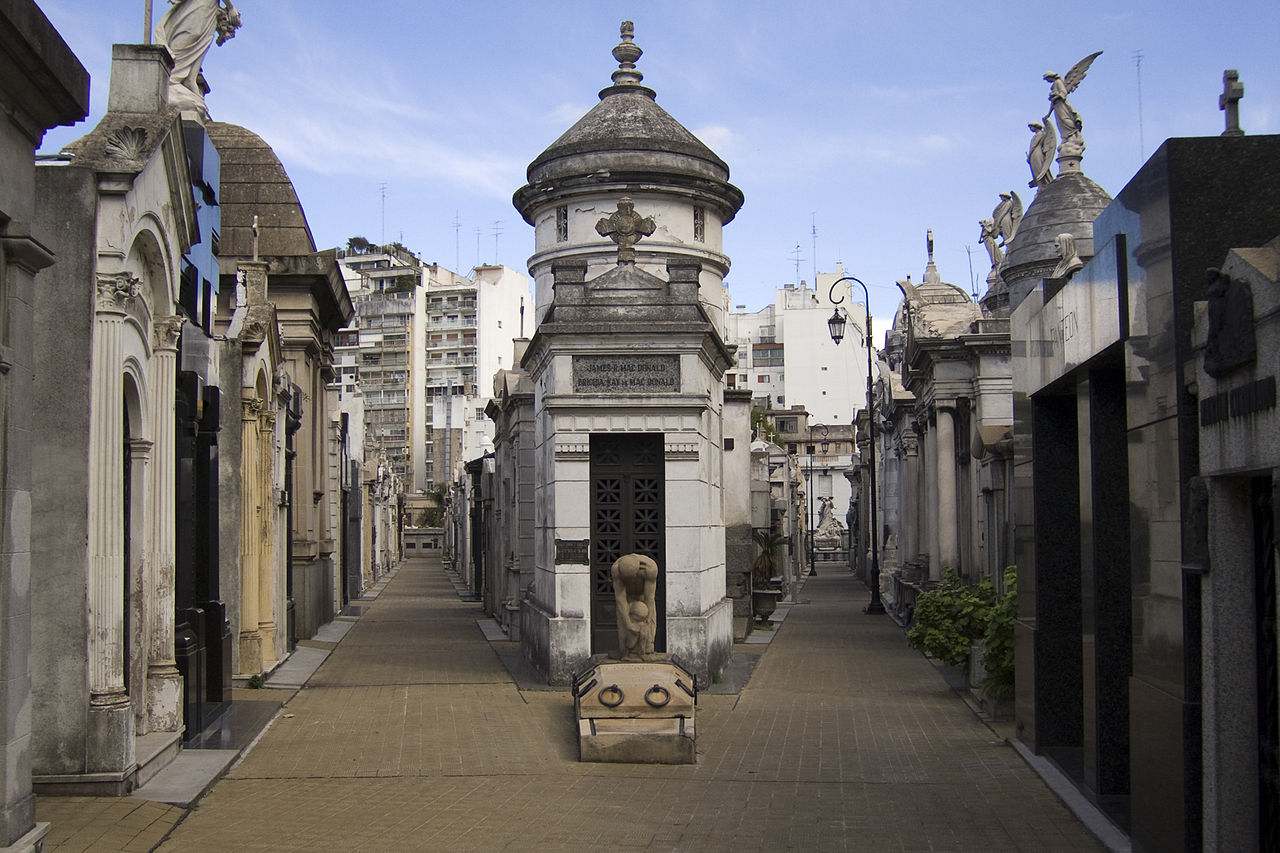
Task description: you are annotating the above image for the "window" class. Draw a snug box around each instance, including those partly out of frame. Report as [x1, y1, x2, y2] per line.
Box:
[787, 443, 797, 454]
[556, 205, 569, 242]
[693, 206, 705, 242]
[757, 375, 768, 383]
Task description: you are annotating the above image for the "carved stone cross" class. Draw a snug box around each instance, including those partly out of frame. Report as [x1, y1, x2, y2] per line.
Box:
[1220, 69, 1244, 137]
[595, 197, 656, 265]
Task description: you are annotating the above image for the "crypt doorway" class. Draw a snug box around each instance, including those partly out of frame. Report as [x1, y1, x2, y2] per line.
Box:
[589, 433, 665, 656]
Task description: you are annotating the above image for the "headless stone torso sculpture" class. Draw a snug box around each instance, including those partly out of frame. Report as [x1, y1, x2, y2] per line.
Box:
[611, 553, 659, 660]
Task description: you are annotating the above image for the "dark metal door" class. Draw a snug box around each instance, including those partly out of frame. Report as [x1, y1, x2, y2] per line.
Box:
[1255, 477, 1278, 853]
[590, 434, 665, 655]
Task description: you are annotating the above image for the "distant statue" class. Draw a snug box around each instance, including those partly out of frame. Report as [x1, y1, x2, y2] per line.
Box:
[992, 191, 1023, 247]
[1051, 232, 1084, 279]
[817, 496, 835, 530]
[1044, 52, 1102, 161]
[154, 0, 242, 116]
[1027, 118, 1056, 188]
[611, 553, 659, 660]
[979, 218, 1004, 270]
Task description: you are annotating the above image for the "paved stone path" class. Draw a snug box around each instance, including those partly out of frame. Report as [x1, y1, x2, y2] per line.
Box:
[40, 556, 1106, 851]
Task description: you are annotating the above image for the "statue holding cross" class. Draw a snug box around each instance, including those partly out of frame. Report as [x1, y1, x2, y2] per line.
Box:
[596, 197, 656, 265]
[1220, 69, 1245, 137]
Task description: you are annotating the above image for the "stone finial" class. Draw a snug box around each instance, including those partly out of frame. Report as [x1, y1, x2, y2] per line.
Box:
[596, 197, 656, 265]
[1220, 69, 1245, 137]
[922, 229, 941, 284]
[610, 21, 644, 87]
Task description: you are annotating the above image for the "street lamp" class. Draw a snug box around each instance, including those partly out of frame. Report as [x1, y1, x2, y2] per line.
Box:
[827, 276, 885, 615]
[806, 423, 827, 578]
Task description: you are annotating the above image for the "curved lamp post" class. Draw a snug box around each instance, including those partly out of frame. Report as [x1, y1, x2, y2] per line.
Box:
[827, 276, 885, 615]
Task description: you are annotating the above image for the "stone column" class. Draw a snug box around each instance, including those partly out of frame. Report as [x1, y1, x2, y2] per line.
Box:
[86, 274, 134, 770]
[146, 315, 183, 732]
[257, 407, 278, 664]
[88, 275, 134, 710]
[128, 436, 152, 732]
[899, 428, 920, 572]
[936, 404, 959, 572]
[239, 396, 263, 674]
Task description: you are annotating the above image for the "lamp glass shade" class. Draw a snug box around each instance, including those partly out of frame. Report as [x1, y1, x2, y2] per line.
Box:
[827, 309, 846, 344]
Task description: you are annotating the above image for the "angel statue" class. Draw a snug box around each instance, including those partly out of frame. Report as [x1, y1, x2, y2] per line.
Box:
[154, 0, 242, 116]
[1043, 51, 1102, 161]
[1027, 117, 1056, 188]
[992, 191, 1023, 248]
[979, 218, 1004, 271]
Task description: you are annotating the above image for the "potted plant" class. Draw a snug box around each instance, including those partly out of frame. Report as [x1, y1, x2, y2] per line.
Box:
[905, 566, 995, 691]
[750, 528, 786, 624]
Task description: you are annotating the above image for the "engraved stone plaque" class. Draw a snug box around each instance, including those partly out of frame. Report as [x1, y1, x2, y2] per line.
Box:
[555, 539, 590, 565]
[573, 354, 680, 393]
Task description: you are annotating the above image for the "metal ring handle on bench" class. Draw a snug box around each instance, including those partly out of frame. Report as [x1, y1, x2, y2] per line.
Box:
[598, 684, 624, 707]
[645, 684, 671, 708]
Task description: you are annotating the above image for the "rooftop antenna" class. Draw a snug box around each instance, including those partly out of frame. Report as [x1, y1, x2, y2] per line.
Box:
[475, 226, 482, 267]
[1133, 50, 1145, 160]
[490, 220, 503, 263]
[789, 242, 803, 288]
[962, 244, 977, 299]
[452, 210, 461, 272]
[379, 182, 388, 244]
[811, 213, 818, 285]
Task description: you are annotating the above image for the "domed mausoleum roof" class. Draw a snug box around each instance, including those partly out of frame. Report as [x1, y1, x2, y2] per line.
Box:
[207, 121, 317, 260]
[513, 22, 743, 224]
[1001, 170, 1111, 312]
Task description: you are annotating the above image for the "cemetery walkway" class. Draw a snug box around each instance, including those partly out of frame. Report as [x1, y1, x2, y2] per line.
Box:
[38, 555, 1110, 852]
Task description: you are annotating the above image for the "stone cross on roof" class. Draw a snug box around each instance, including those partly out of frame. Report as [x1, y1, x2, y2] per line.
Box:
[1220, 69, 1245, 137]
[596, 197, 656, 265]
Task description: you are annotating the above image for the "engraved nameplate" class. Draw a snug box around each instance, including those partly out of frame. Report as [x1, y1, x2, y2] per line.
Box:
[555, 539, 590, 565]
[573, 354, 680, 393]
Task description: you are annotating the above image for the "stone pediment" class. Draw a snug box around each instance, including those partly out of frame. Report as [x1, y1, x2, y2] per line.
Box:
[62, 108, 183, 172]
[585, 262, 668, 295]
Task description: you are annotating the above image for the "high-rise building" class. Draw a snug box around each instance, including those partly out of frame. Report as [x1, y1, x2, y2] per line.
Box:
[338, 246, 528, 492]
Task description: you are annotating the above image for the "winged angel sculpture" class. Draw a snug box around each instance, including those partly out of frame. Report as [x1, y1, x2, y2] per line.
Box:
[1042, 51, 1102, 163]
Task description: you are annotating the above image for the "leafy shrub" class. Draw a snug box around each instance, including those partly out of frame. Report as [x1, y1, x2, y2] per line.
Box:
[979, 567, 1017, 701]
[906, 566, 995, 668]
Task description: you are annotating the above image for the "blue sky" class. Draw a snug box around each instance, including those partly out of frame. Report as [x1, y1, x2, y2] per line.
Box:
[37, 0, 1279, 323]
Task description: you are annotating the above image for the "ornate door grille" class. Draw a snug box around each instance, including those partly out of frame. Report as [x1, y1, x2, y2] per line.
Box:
[590, 434, 665, 655]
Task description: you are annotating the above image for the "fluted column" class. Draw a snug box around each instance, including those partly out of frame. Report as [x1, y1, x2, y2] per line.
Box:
[239, 396, 263, 673]
[900, 428, 920, 571]
[146, 315, 184, 731]
[257, 407, 278, 663]
[88, 274, 135, 710]
[936, 404, 959, 573]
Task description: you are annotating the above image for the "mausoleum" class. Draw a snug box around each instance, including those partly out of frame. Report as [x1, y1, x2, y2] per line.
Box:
[508, 22, 744, 685]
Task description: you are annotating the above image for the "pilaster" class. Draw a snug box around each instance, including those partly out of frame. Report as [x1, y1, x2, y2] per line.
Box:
[145, 315, 183, 732]
[238, 396, 263, 674]
[935, 404, 959, 573]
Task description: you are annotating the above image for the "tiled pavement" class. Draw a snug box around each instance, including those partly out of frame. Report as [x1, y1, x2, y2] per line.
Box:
[37, 557, 1108, 852]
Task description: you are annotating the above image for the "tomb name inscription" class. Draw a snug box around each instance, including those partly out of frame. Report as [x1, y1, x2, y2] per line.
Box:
[573, 354, 680, 393]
